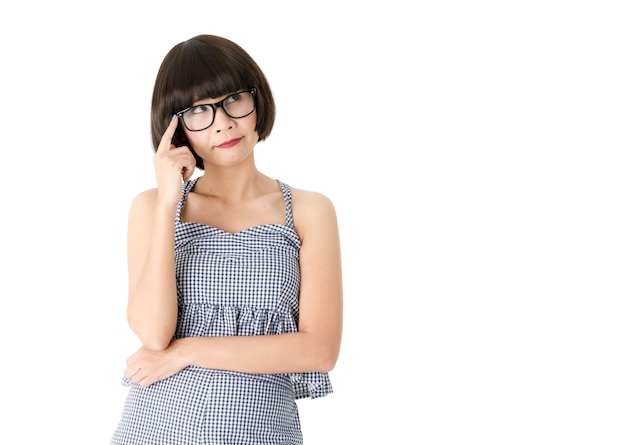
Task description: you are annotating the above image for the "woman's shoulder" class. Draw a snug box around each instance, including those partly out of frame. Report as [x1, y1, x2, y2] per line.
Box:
[130, 188, 159, 207]
[289, 186, 338, 232]
[290, 186, 335, 210]
[127, 188, 160, 220]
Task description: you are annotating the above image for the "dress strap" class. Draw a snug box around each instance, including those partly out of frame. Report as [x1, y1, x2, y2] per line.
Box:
[175, 178, 199, 222]
[277, 180, 294, 229]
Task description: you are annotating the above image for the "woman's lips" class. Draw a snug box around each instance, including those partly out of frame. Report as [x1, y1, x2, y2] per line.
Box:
[216, 138, 242, 148]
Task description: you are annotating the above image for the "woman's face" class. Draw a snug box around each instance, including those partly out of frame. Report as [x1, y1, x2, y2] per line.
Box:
[181, 90, 259, 167]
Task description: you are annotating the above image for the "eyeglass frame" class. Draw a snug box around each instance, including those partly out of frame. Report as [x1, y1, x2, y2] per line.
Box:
[175, 88, 257, 132]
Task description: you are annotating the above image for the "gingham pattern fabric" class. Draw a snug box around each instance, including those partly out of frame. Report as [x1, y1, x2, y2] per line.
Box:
[110, 179, 332, 445]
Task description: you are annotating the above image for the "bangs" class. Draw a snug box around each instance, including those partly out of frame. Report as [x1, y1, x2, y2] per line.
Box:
[174, 40, 253, 107]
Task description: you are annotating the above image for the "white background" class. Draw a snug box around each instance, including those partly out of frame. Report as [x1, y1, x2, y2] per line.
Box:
[0, 1, 624, 444]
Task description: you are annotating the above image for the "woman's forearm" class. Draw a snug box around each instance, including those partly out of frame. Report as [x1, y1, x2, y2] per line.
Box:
[177, 331, 340, 374]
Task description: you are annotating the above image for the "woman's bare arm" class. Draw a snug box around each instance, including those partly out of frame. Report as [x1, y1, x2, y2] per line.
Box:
[126, 116, 196, 351]
[126, 189, 179, 351]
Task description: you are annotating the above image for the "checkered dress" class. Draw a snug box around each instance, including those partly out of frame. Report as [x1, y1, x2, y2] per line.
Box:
[110, 179, 332, 445]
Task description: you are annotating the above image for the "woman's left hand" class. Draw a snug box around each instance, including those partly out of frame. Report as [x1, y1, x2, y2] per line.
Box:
[124, 339, 188, 387]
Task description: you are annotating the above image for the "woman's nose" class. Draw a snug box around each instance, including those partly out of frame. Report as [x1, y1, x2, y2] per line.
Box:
[212, 107, 234, 132]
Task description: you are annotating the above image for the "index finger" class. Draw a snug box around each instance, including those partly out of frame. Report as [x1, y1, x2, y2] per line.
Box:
[157, 115, 180, 153]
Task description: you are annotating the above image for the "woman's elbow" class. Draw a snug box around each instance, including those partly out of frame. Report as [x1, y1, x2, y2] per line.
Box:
[313, 340, 341, 372]
[139, 336, 172, 352]
[128, 314, 176, 351]
[129, 324, 174, 351]
[318, 356, 338, 372]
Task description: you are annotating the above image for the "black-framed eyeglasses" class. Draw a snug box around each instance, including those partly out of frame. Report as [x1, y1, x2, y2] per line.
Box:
[176, 89, 256, 132]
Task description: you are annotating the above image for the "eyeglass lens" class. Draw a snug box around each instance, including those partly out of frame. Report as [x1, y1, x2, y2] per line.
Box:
[181, 91, 255, 131]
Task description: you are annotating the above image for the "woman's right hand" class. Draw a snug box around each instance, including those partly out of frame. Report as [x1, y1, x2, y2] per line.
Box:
[153, 115, 197, 206]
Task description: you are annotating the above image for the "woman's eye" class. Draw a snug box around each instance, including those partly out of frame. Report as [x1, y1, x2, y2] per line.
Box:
[192, 105, 211, 114]
[225, 93, 241, 105]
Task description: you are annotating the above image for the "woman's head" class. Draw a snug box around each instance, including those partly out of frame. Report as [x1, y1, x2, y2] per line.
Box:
[151, 35, 275, 169]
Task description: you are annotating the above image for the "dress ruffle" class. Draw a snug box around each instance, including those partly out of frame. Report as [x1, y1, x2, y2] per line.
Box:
[176, 303, 298, 337]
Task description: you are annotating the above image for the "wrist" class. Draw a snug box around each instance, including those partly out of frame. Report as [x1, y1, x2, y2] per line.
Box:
[174, 337, 195, 368]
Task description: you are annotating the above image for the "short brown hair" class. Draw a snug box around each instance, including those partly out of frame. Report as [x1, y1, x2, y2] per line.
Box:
[150, 35, 276, 169]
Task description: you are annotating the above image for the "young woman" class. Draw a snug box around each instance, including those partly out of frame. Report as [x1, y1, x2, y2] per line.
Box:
[110, 34, 343, 444]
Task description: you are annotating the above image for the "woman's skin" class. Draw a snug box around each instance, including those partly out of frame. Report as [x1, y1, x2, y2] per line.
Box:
[124, 93, 343, 387]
